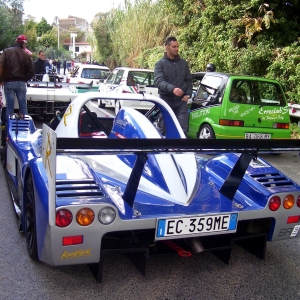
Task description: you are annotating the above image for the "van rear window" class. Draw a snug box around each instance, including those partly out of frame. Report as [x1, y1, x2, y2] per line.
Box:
[229, 80, 286, 106]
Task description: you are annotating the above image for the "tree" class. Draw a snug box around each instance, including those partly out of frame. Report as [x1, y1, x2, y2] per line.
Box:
[37, 30, 57, 48]
[91, 13, 112, 64]
[91, 0, 174, 68]
[23, 18, 38, 51]
[0, 0, 24, 49]
[36, 17, 52, 37]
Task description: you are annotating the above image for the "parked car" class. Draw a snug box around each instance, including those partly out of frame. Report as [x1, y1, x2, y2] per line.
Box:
[68, 64, 111, 91]
[188, 72, 291, 139]
[2, 92, 300, 282]
[98, 67, 158, 114]
[25, 81, 92, 119]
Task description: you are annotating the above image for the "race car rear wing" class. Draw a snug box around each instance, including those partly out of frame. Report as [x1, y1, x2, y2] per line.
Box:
[42, 124, 300, 224]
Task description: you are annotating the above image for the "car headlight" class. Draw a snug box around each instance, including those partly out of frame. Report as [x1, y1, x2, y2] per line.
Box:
[98, 207, 116, 225]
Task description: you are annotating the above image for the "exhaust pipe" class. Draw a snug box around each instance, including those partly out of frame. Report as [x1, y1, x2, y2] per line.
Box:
[186, 237, 205, 253]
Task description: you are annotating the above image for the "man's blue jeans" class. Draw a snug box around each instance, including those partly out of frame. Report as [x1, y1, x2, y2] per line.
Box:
[4, 81, 28, 116]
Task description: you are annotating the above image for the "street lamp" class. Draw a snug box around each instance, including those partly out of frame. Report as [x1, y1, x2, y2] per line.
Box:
[54, 16, 59, 49]
[70, 33, 77, 58]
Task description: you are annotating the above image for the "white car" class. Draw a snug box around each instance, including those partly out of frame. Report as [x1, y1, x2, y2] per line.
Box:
[68, 64, 111, 91]
[98, 67, 158, 114]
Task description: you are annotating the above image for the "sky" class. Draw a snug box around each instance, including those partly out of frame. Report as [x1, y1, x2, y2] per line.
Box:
[23, 0, 126, 24]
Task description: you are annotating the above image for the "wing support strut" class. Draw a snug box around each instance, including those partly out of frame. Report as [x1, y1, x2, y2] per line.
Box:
[219, 153, 256, 200]
[122, 153, 148, 207]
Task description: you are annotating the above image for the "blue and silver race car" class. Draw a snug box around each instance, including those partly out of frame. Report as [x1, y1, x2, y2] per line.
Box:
[2, 92, 300, 282]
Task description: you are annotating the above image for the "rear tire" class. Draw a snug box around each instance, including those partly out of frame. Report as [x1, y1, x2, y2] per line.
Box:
[199, 124, 215, 139]
[24, 172, 38, 260]
[1, 127, 7, 167]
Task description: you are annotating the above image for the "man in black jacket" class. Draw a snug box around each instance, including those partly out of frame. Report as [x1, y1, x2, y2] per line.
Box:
[0, 35, 35, 119]
[33, 50, 46, 81]
[154, 36, 192, 136]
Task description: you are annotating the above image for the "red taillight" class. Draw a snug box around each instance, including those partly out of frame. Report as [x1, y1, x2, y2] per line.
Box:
[62, 235, 83, 246]
[269, 196, 281, 211]
[297, 195, 300, 207]
[287, 216, 300, 224]
[67, 78, 70, 83]
[219, 119, 244, 126]
[121, 90, 132, 93]
[273, 123, 289, 129]
[56, 209, 73, 227]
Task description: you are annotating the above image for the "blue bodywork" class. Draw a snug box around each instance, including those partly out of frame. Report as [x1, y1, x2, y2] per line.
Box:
[3, 93, 300, 283]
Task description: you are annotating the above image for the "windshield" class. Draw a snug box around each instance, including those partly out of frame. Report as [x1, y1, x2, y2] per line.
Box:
[127, 71, 155, 87]
[81, 68, 110, 80]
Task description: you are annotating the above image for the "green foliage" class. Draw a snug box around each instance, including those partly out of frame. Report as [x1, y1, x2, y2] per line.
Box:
[90, 13, 112, 64]
[36, 18, 52, 37]
[0, 0, 24, 49]
[266, 42, 300, 104]
[37, 30, 57, 48]
[23, 18, 38, 50]
[290, 123, 300, 139]
[135, 46, 165, 69]
[92, 0, 174, 69]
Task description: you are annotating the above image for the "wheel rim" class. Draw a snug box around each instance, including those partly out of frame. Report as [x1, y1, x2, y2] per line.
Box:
[25, 174, 36, 252]
[199, 127, 211, 139]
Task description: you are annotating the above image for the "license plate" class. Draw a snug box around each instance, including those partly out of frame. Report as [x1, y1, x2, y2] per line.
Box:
[156, 213, 238, 238]
[245, 133, 271, 139]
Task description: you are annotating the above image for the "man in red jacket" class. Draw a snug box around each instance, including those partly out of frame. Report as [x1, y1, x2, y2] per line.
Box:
[0, 35, 35, 119]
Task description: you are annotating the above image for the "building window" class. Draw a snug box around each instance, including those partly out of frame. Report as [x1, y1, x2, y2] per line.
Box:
[75, 47, 79, 53]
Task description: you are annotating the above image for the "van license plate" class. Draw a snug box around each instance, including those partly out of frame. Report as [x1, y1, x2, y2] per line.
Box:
[156, 213, 238, 238]
[245, 133, 271, 139]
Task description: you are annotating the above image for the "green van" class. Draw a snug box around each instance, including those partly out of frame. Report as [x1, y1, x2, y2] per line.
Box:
[188, 72, 291, 139]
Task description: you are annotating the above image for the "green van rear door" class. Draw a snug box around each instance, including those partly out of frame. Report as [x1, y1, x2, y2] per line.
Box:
[221, 78, 290, 138]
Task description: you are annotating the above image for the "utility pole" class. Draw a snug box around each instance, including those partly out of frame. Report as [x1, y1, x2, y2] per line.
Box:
[70, 33, 77, 58]
[54, 16, 59, 49]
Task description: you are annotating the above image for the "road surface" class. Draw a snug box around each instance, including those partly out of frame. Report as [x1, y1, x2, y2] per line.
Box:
[0, 141, 300, 299]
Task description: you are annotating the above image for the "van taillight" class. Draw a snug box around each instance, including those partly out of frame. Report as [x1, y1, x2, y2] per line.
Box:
[219, 119, 244, 126]
[273, 123, 289, 129]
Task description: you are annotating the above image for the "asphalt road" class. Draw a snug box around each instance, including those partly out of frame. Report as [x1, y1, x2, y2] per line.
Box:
[1, 146, 300, 299]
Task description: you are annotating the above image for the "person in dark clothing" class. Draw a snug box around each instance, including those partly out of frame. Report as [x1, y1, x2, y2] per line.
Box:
[154, 36, 192, 136]
[63, 59, 67, 75]
[56, 60, 61, 74]
[0, 35, 35, 119]
[33, 50, 46, 81]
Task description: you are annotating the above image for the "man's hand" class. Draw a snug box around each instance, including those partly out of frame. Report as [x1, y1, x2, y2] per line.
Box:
[182, 95, 189, 102]
[173, 87, 184, 97]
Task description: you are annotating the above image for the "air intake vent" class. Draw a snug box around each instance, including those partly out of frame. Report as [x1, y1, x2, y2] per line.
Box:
[250, 173, 295, 187]
[56, 179, 104, 198]
[11, 120, 30, 131]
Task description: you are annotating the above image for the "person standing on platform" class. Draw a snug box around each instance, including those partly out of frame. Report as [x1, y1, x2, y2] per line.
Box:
[0, 35, 35, 119]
